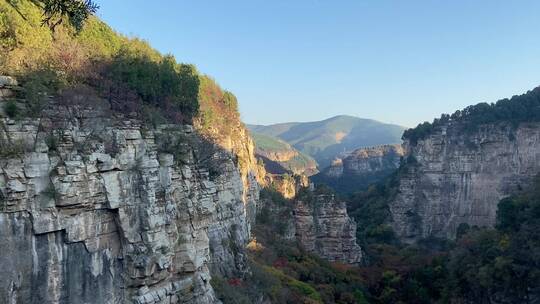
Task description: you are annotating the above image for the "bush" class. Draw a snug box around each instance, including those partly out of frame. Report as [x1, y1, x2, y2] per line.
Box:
[20, 69, 62, 116]
[4, 100, 19, 118]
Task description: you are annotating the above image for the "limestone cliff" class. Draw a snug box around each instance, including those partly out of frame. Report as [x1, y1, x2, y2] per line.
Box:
[194, 111, 265, 278]
[294, 193, 363, 264]
[265, 174, 309, 199]
[390, 122, 540, 243]
[325, 144, 404, 178]
[0, 84, 260, 303]
[313, 144, 404, 193]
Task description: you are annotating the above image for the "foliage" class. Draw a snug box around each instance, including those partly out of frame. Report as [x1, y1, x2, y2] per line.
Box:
[37, 0, 99, 32]
[0, 0, 249, 141]
[249, 115, 405, 168]
[403, 87, 540, 144]
[19, 68, 63, 115]
[225, 186, 370, 304]
[103, 50, 200, 122]
[348, 171, 401, 247]
[445, 176, 540, 303]
[0, 135, 26, 157]
[4, 99, 19, 118]
[346, 175, 540, 303]
[195, 75, 242, 139]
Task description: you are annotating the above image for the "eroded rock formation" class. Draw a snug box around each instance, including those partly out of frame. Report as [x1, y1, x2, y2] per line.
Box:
[313, 144, 404, 193]
[390, 122, 540, 243]
[325, 144, 404, 178]
[0, 90, 260, 303]
[294, 194, 363, 264]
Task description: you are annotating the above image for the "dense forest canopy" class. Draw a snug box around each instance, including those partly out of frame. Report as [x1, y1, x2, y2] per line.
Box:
[403, 86, 540, 144]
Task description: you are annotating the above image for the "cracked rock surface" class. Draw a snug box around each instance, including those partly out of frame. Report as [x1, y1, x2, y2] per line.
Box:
[294, 194, 363, 264]
[0, 97, 259, 304]
[390, 122, 540, 243]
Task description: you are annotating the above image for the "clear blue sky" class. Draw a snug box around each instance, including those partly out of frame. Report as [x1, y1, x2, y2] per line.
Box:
[94, 0, 540, 127]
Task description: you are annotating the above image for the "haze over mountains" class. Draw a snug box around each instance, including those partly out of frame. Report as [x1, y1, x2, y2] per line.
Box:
[248, 115, 405, 168]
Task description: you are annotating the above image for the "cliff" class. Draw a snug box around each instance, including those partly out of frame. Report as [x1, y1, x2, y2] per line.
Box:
[294, 193, 363, 264]
[313, 144, 404, 193]
[390, 122, 540, 242]
[250, 131, 318, 177]
[0, 85, 260, 303]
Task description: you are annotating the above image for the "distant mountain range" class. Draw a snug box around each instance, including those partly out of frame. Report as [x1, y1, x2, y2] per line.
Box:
[248, 115, 406, 168]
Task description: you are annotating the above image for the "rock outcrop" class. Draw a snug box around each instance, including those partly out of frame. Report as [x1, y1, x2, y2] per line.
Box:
[0, 90, 260, 303]
[325, 144, 404, 178]
[294, 194, 363, 264]
[250, 132, 318, 177]
[313, 144, 404, 193]
[390, 122, 540, 243]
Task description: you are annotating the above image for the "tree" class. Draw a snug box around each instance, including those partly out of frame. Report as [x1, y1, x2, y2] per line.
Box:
[40, 0, 99, 32]
[6, 0, 99, 32]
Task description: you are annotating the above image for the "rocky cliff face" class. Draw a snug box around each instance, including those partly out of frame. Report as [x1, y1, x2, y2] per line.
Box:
[0, 86, 260, 303]
[313, 144, 404, 193]
[324, 144, 404, 178]
[250, 132, 318, 177]
[294, 194, 363, 264]
[390, 122, 540, 243]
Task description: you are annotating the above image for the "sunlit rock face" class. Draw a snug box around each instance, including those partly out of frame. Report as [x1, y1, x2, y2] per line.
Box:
[390, 122, 540, 243]
[294, 194, 363, 264]
[0, 92, 259, 303]
[313, 144, 404, 193]
[341, 144, 404, 176]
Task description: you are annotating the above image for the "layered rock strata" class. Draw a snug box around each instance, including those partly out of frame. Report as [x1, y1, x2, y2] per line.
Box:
[390, 122, 540, 242]
[0, 93, 259, 303]
[325, 144, 404, 178]
[294, 194, 362, 264]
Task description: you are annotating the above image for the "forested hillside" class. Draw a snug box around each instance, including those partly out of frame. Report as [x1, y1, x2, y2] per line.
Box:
[249, 115, 404, 168]
[403, 86, 540, 144]
[0, 0, 242, 138]
[251, 131, 318, 176]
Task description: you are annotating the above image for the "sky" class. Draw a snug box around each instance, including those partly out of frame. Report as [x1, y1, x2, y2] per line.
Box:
[93, 0, 540, 127]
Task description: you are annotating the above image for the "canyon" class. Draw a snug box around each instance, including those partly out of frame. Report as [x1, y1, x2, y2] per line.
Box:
[0, 79, 363, 303]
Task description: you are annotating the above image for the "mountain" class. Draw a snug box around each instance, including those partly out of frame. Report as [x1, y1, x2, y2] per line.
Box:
[251, 131, 318, 176]
[248, 115, 405, 168]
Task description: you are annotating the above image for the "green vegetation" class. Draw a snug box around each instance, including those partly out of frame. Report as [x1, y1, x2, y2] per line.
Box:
[312, 168, 398, 195]
[213, 186, 371, 304]
[252, 132, 292, 152]
[3, 99, 19, 118]
[0, 134, 26, 157]
[403, 87, 540, 144]
[249, 115, 405, 168]
[38, 0, 99, 32]
[0, 0, 239, 127]
[329, 173, 540, 303]
[252, 131, 318, 175]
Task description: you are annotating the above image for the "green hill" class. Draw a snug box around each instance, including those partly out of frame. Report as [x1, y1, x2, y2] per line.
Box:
[249, 115, 405, 168]
[0, 0, 242, 139]
[251, 132, 318, 176]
